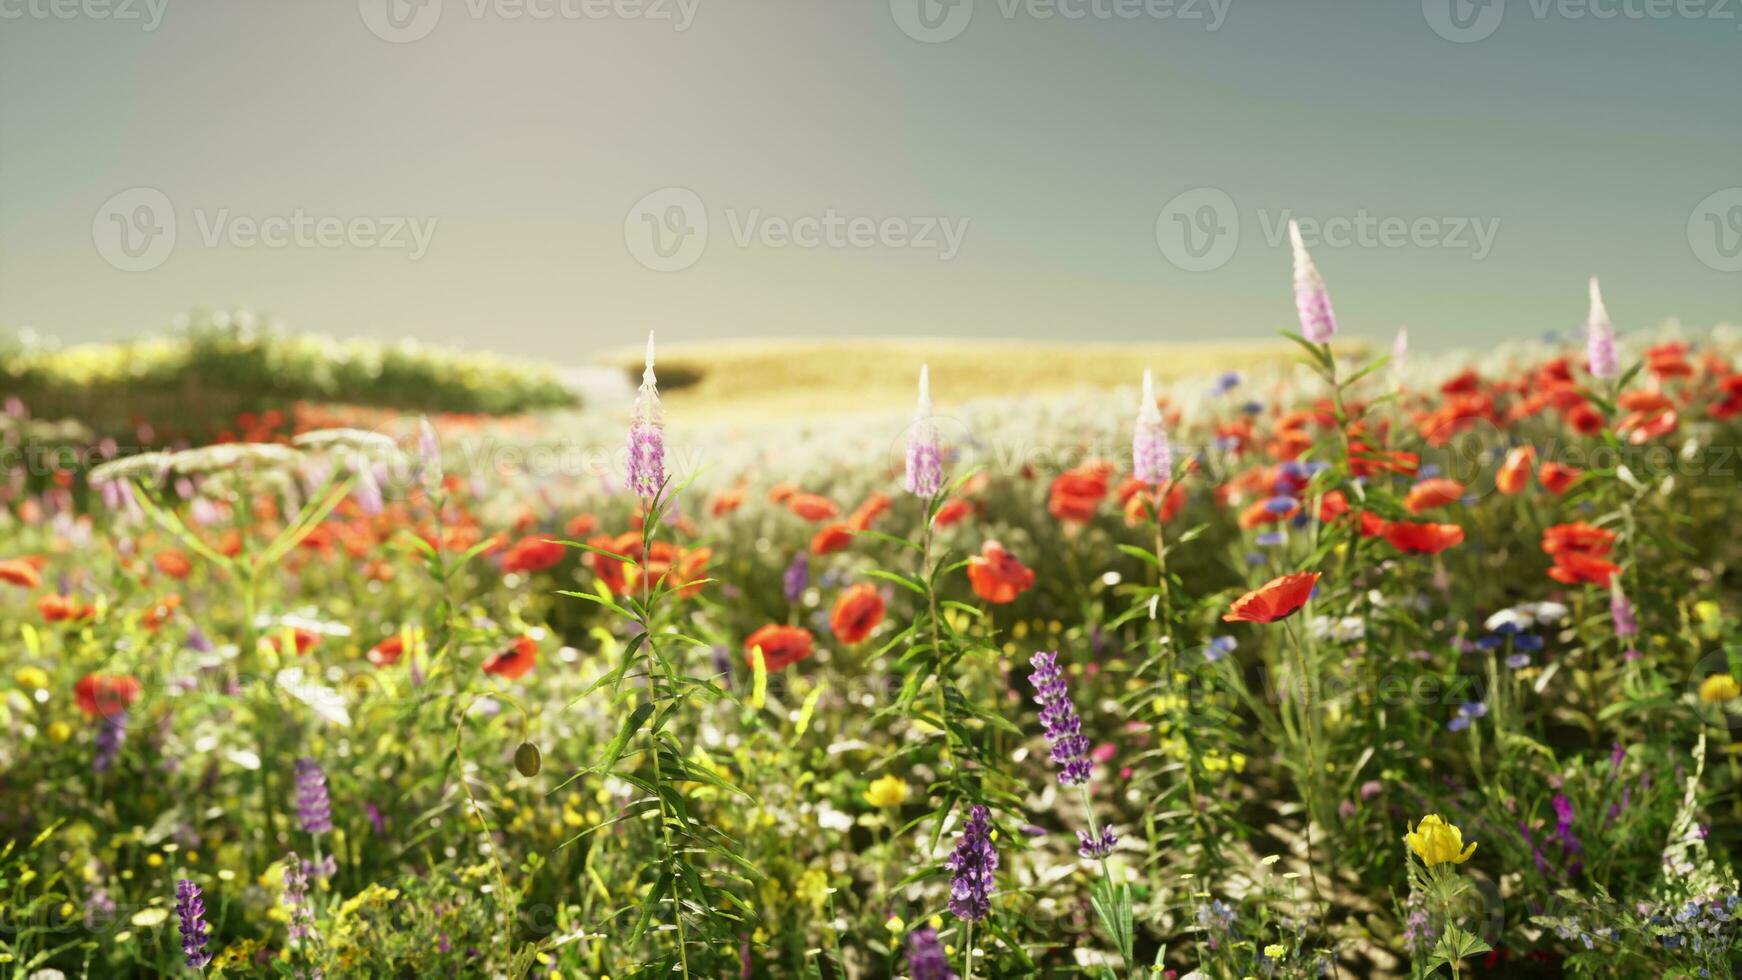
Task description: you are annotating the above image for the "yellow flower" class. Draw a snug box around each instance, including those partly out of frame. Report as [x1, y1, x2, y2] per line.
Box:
[14, 666, 49, 691]
[1403, 814, 1477, 866]
[1264, 943, 1286, 958]
[1700, 674, 1742, 703]
[47, 721, 72, 743]
[864, 774, 909, 809]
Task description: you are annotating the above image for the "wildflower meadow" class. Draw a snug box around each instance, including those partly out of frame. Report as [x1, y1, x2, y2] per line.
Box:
[7, 234, 1742, 978]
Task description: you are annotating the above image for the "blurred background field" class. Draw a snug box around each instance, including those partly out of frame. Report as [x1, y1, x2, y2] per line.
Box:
[593, 335, 1321, 421]
[4, 310, 1335, 437]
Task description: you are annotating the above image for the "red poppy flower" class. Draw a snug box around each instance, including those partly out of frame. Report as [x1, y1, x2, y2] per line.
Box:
[1548, 550, 1623, 586]
[744, 624, 815, 671]
[0, 559, 41, 589]
[1541, 522, 1615, 558]
[565, 513, 599, 538]
[142, 594, 182, 632]
[1238, 499, 1296, 530]
[1496, 446, 1535, 495]
[1382, 520, 1466, 555]
[932, 498, 973, 528]
[588, 534, 631, 593]
[966, 540, 1037, 604]
[1223, 571, 1321, 624]
[1404, 478, 1466, 514]
[767, 482, 799, 504]
[1538, 462, 1582, 495]
[788, 493, 841, 523]
[75, 673, 141, 719]
[39, 594, 95, 623]
[847, 492, 891, 532]
[811, 522, 854, 556]
[709, 486, 747, 518]
[482, 635, 538, 680]
[265, 627, 321, 656]
[1048, 461, 1113, 524]
[369, 633, 408, 667]
[1565, 402, 1605, 435]
[153, 550, 192, 580]
[501, 536, 566, 575]
[671, 547, 712, 599]
[830, 584, 886, 645]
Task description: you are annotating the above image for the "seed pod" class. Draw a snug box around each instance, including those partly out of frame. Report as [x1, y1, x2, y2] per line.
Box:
[514, 741, 542, 778]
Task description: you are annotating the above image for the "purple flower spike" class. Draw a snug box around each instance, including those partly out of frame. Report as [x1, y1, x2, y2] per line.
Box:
[905, 365, 942, 497]
[1586, 278, 1618, 380]
[946, 804, 998, 923]
[1289, 220, 1337, 344]
[1077, 826, 1118, 860]
[294, 757, 334, 835]
[175, 879, 212, 969]
[1028, 651, 1091, 786]
[1609, 574, 1638, 639]
[627, 331, 666, 498]
[1132, 369, 1172, 486]
[905, 927, 958, 980]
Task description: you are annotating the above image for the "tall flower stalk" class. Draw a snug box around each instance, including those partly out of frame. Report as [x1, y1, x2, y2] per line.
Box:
[946, 804, 997, 980]
[556, 331, 745, 977]
[1029, 651, 1133, 975]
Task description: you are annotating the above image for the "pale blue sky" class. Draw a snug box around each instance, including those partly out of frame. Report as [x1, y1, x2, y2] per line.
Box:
[1, 0, 1737, 355]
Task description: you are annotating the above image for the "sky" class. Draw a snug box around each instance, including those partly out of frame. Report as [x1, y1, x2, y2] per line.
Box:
[1, 0, 1737, 357]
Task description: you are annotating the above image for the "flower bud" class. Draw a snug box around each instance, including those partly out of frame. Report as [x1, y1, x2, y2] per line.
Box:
[514, 740, 542, 777]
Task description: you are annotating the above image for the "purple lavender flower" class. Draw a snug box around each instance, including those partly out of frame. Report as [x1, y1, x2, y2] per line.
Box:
[1586, 277, 1618, 379]
[1610, 575, 1638, 639]
[946, 804, 998, 923]
[353, 459, 384, 516]
[1077, 826, 1118, 860]
[906, 926, 957, 980]
[904, 365, 942, 498]
[93, 711, 127, 773]
[1028, 651, 1091, 786]
[282, 852, 318, 945]
[783, 552, 810, 605]
[294, 757, 334, 835]
[175, 879, 212, 969]
[1132, 369, 1172, 485]
[417, 415, 442, 493]
[1289, 220, 1337, 343]
[627, 331, 666, 498]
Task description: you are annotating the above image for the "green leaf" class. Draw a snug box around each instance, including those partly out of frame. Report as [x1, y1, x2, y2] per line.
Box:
[595, 701, 654, 776]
